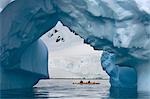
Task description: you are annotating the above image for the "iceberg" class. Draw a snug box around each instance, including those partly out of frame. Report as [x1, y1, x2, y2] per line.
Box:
[0, 0, 150, 91]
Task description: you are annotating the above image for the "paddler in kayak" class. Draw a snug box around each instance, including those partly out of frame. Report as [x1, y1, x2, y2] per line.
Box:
[73, 80, 100, 84]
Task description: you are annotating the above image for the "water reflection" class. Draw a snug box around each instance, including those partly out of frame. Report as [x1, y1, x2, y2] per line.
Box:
[0, 88, 36, 99]
[0, 88, 55, 99]
[0, 80, 150, 99]
[109, 87, 137, 98]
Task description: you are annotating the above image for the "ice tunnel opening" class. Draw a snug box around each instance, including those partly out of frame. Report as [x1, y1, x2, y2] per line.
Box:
[0, 0, 111, 88]
[1, 0, 150, 92]
[40, 21, 108, 79]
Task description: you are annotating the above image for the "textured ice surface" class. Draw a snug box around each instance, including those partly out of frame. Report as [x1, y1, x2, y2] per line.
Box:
[0, 39, 48, 90]
[101, 51, 137, 88]
[0, 0, 150, 90]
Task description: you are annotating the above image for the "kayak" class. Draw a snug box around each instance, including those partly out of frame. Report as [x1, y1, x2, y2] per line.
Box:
[72, 82, 100, 85]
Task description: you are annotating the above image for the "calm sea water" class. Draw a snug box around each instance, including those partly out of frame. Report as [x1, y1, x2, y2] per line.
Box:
[0, 79, 150, 99]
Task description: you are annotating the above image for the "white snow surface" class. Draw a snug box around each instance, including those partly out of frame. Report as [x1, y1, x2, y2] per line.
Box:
[41, 22, 108, 79]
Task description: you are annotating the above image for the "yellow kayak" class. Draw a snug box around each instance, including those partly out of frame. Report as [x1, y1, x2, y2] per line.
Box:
[73, 81, 100, 85]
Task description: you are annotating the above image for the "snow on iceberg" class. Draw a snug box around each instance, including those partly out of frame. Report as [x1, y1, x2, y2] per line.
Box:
[41, 22, 108, 79]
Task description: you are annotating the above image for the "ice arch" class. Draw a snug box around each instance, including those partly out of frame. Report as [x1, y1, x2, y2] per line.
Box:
[0, 0, 150, 91]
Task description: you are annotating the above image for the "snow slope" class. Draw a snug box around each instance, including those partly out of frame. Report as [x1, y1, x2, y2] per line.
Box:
[41, 22, 108, 79]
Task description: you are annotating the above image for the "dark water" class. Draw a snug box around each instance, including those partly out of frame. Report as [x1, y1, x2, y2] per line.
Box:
[0, 79, 150, 99]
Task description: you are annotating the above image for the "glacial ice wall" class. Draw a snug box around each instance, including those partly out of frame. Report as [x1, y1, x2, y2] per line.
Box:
[0, 39, 49, 90]
[0, 0, 150, 91]
[53, 0, 150, 91]
[54, 0, 150, 60]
